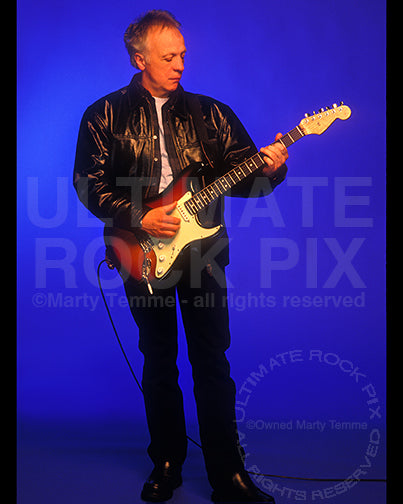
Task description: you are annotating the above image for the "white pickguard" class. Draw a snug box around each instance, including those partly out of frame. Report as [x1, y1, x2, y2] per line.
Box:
[150, 191, 222, 279]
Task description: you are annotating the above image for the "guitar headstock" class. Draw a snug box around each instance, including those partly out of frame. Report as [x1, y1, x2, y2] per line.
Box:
[299, 102, 351, 136]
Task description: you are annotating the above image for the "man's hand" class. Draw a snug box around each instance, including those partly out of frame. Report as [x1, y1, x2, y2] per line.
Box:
[141, 201, 181, 238]
[260, 133, 289, 178]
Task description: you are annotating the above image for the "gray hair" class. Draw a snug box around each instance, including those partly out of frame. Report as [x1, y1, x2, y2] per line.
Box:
[124, 10, 181, 69]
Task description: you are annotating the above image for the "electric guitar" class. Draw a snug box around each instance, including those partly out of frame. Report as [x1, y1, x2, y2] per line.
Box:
[104, 102, 351, 293]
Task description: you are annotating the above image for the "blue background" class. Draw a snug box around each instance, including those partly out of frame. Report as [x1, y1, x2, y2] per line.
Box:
[17, 0, 386, 502]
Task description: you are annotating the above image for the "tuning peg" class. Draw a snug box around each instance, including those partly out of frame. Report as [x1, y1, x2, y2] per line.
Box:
[326, 106, 330, 110]
[339, 101, 344, 106]
[304, 113, 310, 118]
[319, 108, 325, 112]
[332, 103, 338, 108]
[312, 111, 316, 115]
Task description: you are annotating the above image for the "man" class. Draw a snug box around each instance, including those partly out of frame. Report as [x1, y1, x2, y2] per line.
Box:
[74, 10, 288, 503]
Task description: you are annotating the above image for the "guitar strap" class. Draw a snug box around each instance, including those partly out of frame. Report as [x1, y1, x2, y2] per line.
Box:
[185, 93, 220, 174]
[185, 93, 225, 229]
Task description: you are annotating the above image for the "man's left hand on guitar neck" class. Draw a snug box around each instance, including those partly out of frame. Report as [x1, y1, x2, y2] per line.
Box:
[260, 132, 289, 178]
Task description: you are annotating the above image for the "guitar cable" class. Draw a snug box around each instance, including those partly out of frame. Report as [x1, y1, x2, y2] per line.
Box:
[96, 259, 386, 484]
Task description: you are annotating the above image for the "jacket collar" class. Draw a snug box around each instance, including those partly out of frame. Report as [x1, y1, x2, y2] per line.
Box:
[127, 73, 188, 119]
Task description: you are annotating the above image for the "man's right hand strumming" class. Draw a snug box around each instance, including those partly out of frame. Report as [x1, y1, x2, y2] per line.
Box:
[140, 201, 181, 238]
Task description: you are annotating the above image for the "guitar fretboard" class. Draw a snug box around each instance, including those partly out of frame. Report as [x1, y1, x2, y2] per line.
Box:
[184, 125, 304, 215]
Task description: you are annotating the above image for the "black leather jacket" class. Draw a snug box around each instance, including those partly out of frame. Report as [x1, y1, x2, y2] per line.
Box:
[73, 73, 286, 227]
[73, 74, 287, 268]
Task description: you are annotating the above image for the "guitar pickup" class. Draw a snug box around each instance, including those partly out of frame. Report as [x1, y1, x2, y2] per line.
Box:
[176, 202, 190, 222]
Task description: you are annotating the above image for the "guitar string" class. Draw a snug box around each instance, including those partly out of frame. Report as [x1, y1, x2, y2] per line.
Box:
[185, 128, 302, 215]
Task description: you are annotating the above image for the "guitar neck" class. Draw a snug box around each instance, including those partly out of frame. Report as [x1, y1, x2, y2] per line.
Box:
[184, 125, 304, 215]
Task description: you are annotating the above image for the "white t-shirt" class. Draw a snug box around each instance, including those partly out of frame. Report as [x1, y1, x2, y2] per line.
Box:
[153, 96, 173, 193]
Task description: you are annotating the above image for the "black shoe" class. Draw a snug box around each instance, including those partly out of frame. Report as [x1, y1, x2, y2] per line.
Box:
[211, 470, 275, 503]
[140, 461, 182, 502]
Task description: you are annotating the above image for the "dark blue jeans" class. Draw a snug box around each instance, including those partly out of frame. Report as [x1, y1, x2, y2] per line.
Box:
[123, 254, 244, 488]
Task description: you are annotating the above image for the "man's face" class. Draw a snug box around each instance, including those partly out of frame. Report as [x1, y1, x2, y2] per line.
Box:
[137, 26, 186, 98]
